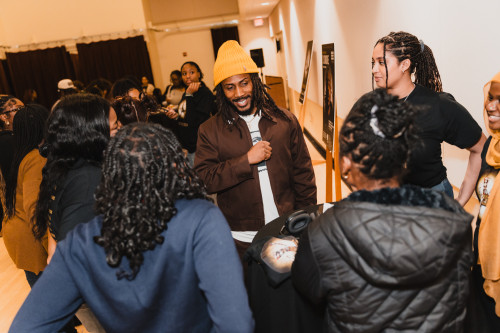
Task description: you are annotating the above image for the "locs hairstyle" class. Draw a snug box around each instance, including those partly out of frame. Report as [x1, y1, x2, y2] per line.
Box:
[215, 73, 289, 132]
[374, 31, 443, 93]
[94, 123, 209, 280]
[340, 89, 420, 180]
[33, 94, 111, 239]
[4, 104, 49, 218]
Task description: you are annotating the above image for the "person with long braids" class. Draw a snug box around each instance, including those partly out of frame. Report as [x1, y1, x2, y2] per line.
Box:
[2, 105, 48, 288]
[292, 89, 473, 332]
[32, 94, 117, 333]
[10, 123, 253, 333]
[372, 31, 485, 205]
[166, 61, 216, 166]
[195, 40, 317, 258]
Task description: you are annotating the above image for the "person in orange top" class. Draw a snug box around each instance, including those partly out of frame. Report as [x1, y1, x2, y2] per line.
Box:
[468, 71, 500, 332]
[2, 104, 49, 287]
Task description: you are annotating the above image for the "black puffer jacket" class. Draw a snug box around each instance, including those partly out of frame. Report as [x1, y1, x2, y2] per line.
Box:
[292, 186, 473, 332]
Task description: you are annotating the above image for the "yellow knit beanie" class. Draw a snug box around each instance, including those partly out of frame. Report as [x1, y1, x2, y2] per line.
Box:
[213, 40, 259, 87]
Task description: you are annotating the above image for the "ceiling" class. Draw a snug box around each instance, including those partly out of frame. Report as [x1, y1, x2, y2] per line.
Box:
[147, 0, 279, 26]
[238, 0, 280, 20]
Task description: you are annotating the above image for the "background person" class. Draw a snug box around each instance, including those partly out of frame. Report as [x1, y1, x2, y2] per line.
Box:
[372, 31, 485, 205]
[162, 70, 186, 109]
[57, 79, 77, 98]
[141, 76, 155, 95]
[166, 61, 215, 166]
[2, 105, 49, 288]
[10, 123, 254, 333]
[467, 71, 500, 332]
[292, 89, 473, 332]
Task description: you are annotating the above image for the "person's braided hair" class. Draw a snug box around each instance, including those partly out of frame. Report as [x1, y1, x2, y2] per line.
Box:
[214, 73, 289, 131]
[375, 31, 443, 93]
[94, 123, 209, 280]
[340, 88, 420, 180]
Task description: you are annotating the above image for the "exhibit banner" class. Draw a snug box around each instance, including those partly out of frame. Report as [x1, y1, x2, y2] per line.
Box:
[322, 43, 335, 151]
[299, 40, 313, 104]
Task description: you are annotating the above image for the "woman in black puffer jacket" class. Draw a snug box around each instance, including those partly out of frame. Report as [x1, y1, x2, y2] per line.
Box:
[292, 89, 473, 332]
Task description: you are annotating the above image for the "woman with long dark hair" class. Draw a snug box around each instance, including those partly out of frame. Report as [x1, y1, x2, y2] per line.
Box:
[2, 104, 48, 287]
[10, 123, 253, 333]
[292, 89, 473, 331]
[371, 31, 486, 205]
[32, 94, 116, 333]
[34, 94, 117, 244]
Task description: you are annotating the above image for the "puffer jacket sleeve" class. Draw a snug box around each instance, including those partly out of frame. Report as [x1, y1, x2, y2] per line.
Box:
[291, 226, 325, 305]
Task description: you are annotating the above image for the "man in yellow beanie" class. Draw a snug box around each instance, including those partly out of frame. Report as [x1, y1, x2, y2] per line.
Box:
[194, 40, 317, 258]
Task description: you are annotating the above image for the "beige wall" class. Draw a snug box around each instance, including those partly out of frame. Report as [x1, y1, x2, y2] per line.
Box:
[0, 0, 146, 47]
[152, 29, 217, 91]
[149, 18, 280, 91]
[269, 0, 500, 190]
[238, 19, 279, 78]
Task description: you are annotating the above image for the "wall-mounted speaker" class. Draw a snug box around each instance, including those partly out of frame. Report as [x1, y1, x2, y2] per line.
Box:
[250, 48, 265, 68]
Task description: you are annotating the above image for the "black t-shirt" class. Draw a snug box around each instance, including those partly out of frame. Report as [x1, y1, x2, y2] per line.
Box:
[404, 84, 483, 187]
[49, 160, 101, 241]
[0, 130, 14, 182]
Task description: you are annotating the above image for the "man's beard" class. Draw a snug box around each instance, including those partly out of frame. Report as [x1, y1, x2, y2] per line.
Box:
[228, 96, 255, 116]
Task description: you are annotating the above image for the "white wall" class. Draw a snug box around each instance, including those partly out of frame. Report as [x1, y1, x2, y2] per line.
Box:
[269, 0, 500, 189]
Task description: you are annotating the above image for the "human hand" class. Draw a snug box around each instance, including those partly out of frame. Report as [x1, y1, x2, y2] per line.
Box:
[166, 110, 179, 119]
[186, 82, 201, 94]
[247, 141, 272, 164]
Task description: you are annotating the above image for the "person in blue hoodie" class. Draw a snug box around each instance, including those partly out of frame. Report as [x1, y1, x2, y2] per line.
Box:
[10, 123, 254, 333]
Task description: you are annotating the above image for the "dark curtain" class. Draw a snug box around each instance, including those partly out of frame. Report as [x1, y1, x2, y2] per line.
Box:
[70, 54, 80, 83]
[76, 36, 153, 86]
[211, 26, 240, 59]
[5, 47, 75, 108]
[0, 60, 13, 95]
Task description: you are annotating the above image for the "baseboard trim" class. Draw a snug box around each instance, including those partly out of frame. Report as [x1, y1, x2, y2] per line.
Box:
[303, 128, 334, 169]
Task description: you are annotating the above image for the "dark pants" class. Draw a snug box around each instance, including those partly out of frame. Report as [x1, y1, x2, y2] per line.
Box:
[465, 265, 500, 332]
[24, 270, 42, 288]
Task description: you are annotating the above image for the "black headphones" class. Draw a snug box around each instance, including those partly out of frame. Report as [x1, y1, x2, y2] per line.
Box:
[283, 209, 318, 236]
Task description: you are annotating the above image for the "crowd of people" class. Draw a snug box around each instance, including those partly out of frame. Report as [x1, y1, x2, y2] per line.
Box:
[0, 33, 498, 332]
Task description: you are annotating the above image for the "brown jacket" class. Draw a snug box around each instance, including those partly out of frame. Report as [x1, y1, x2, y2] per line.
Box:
[195, 108, 316, 231]
[3, 149, 48, 274]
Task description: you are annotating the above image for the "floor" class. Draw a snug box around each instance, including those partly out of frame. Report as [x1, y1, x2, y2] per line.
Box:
[0, 138, 478, 332]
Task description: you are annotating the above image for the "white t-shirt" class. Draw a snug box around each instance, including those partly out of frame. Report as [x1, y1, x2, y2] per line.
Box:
[231, 112, 280, 243]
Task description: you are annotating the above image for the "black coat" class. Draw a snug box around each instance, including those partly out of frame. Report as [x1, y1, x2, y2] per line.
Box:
[292, 185, 473, 332]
